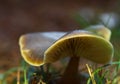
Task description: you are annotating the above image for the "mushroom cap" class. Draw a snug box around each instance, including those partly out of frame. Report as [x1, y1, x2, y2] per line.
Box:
[44, 30, 114, 64]
[19, 32, 66, 66]
[85, 25, 111, 41]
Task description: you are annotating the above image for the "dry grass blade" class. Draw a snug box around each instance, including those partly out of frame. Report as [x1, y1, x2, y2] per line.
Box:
[86, 64, 96, 84]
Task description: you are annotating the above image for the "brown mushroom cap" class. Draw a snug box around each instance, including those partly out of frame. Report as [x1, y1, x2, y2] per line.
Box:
[44, 30, 114, 64]
[19, 32, 66, 66]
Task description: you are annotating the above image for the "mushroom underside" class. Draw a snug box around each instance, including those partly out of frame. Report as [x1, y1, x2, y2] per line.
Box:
[45, 36, 113, 64]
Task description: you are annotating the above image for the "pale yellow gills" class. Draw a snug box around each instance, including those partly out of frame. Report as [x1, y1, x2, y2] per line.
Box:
[19, 32, 66, 66]
[85, 25, 111, 41]
[44, 30, 114, 64]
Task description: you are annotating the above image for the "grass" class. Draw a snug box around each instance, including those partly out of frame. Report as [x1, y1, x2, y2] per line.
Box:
[2, 60, 120, 84]
[86, 59, 120, 84]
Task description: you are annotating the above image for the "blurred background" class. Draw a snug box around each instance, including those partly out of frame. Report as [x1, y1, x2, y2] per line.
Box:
[0, 0, 120, 83]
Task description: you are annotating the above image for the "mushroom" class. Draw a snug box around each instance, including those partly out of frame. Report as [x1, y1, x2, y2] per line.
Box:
[19, 32, 66, 66]
[19, 25, 114, 84]
[44, 29, 114, 84]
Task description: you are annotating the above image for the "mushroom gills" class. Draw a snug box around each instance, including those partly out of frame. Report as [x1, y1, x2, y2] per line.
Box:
[44, 30, 113, 64]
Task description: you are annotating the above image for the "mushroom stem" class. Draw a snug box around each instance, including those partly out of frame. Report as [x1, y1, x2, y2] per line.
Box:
[58, 56, 80, 84]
